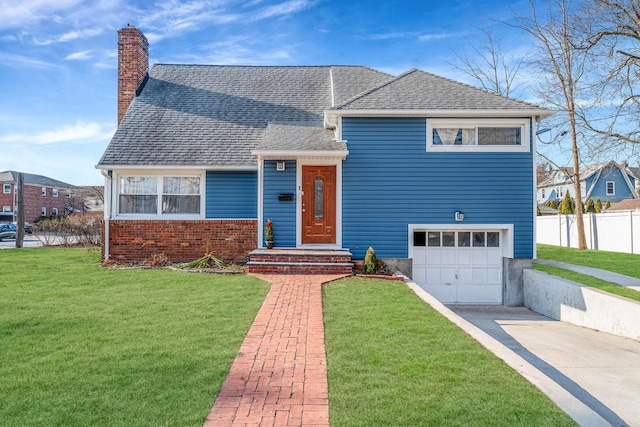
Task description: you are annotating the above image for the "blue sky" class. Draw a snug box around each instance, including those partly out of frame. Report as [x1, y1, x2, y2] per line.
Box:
[0, 0, 542, 185]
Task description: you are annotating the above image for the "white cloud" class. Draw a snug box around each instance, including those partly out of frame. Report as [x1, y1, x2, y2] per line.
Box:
[140, 0, 316, 41]
[0, 0, 84, 30]
[0, 121, 115, 145]
[0, 52, 60, 69]
[0, 34, 19, 42]
[250, 0, 316, 21]
[65, 49, 93, 61]
[360, 31, 419, 41]
[33, 28, 105, 45]
[418, 33, 453, 42]
[170, 36, 292, 65]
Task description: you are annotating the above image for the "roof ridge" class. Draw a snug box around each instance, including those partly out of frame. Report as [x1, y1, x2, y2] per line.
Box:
[152, 64, 381, 69]
[411, 69, 547, 110]
[334, 67, 549, 111]
[332, 68, 420, 109]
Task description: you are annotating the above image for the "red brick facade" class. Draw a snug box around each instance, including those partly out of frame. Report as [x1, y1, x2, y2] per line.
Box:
[117, 25, 148, 125]
[104, 219, 257, 263]
[0, 183, 84, 223]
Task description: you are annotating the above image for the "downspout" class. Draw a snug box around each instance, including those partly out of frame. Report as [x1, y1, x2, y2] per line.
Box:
[257, 156, 264, 249]
[533, 116, 539, 259]
[100, 169, 112, 261]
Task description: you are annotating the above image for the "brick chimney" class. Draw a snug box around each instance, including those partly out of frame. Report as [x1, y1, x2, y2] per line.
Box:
[117, 25, 149, 125]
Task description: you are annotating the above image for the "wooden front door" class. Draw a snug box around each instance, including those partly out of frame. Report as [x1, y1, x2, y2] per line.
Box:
[301, 165, 336, 244]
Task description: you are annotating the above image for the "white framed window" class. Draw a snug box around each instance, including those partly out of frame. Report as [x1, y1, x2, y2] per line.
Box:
[52, 188, 59, 197]
[41, 207, 46, 216]
[2, 206, 11, 212]
[426, 118, 530, 152]
[52, 208, 58, 216]
[606, 181, 615, 195]
[3, 184, 10, 194]
[42, 187, 47, 196]
[541, 188, 545, 198]
[116, 173, 203, 217]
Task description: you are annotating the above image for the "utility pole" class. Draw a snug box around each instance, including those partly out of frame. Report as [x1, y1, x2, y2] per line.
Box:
[16, 172, 24, 248]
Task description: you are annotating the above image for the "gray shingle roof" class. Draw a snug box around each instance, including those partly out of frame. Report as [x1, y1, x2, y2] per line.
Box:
[335, 69, 551, 112]
[256, 122, 345, 152]
[98, 65, 387, 168]
[0, 171, 75, 188]
[98, 65, 552, 168]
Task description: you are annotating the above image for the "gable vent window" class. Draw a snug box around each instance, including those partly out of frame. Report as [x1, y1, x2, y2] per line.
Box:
[118, 174, 202, 216]
[427, 119, 529, 152]
[606, 181, 615, 196]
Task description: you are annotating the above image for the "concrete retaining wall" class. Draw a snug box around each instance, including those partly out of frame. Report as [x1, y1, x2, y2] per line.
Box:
[523, 269, 640, 341]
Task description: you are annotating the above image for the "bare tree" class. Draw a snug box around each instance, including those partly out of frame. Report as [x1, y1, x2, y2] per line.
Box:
[577, 0, 640, 146]
[450, 26, 529, 97]
[513, 0, 589, 249]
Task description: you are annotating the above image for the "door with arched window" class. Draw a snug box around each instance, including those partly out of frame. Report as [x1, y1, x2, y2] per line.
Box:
[301, 165, 336, 244]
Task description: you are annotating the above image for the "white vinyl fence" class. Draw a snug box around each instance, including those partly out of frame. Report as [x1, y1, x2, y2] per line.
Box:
[537, 211, 640, 254]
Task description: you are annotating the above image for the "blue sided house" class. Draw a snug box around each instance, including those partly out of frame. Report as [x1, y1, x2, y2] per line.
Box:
[98, 26, 553, 305]
[537, 161, 639, 206]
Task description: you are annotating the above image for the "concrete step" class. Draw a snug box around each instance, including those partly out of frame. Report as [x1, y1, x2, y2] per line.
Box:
[247, 249, 353, 275]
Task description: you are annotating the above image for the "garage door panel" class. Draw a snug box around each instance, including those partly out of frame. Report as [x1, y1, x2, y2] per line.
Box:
[413, 267, 426, 285]
[413, 229, 504, 304]
[413, 248, 427, 266]
[486, 267, 501, 283]
[425, 267, 441, 285]
[426, 248, 441, 265]
[456, 266, 472, 283]
[457, 249, 471, 265]
[441, 248, 455, 264]
[457, 284, 502, 304]
[472, 250, 487, 264]
[441, 267, 456, 284]
[472, 267, 487, 285]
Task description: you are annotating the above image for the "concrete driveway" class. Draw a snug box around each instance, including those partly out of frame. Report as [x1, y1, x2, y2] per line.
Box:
[406, 280, 640, 427]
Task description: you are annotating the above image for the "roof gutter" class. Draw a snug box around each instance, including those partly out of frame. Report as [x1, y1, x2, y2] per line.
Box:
[95, 165, 258, 171]
[325, 108, 556, 121]
[251, 150, 348, 160]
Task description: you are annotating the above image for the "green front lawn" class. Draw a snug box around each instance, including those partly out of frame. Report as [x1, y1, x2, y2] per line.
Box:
[537, 244, 640, 279]
[323, 278, 577, 426]
[537, 244, 640, 302]
[0, 247, 269, 426]
[1, 247, 580, 426]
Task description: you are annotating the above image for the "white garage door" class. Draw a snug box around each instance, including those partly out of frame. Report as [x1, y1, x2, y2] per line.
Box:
[412, 230, 503, 304]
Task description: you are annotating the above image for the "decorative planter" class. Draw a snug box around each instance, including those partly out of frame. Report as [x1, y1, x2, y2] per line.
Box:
[266, 240, 274, 249]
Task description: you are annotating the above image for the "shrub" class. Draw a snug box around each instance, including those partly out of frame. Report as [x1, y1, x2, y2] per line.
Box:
[32, 214, 101, 246]
[585, 198, 596, 213]
[595, 198, 603, 213]
[362, 247, 380, 274]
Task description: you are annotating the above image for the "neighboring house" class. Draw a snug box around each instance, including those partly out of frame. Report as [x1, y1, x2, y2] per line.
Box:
[75, 186, 105, 213]
[97, 26, 554, 305]
[605, 199, 640, 212]
[537, 161, 639, 205]
[0, 171, 84, 223]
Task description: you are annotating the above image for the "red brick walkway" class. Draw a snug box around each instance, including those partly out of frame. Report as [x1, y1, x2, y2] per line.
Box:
[204, 274, 348, 427]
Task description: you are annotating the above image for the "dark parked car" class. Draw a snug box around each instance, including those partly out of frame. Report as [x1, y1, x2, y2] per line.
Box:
[0, 223, 17, 241]
[12, 221, 32, 234]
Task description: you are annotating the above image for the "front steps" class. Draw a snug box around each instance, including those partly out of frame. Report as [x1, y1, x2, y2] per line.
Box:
[246, 249, 353, 274]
